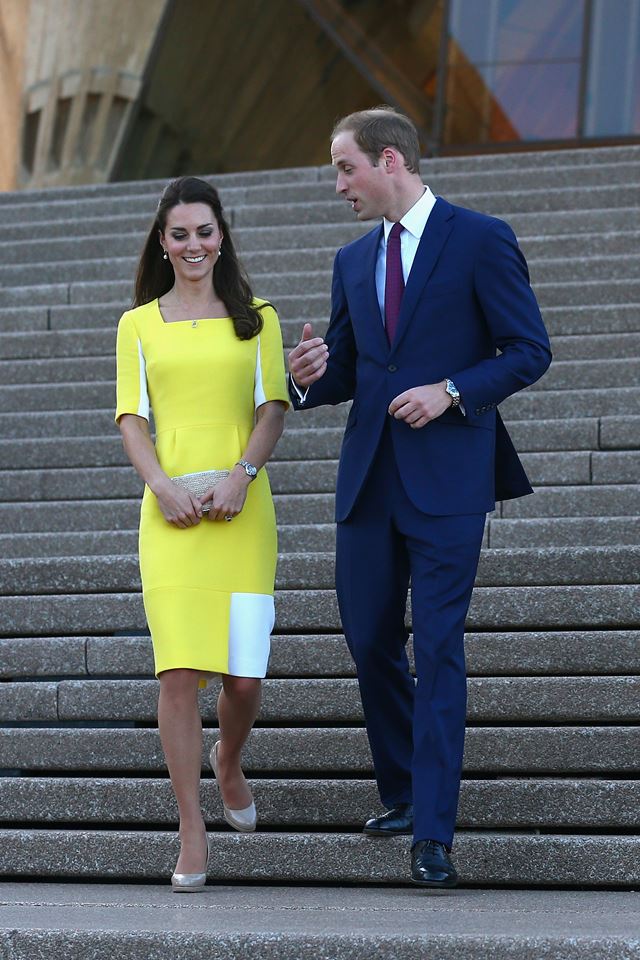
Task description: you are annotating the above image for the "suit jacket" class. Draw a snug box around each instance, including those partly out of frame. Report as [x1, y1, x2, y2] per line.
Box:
[290, 197, 552, 521]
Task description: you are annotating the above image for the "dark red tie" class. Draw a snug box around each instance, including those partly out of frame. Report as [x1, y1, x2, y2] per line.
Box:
[384, 222, 404, 344]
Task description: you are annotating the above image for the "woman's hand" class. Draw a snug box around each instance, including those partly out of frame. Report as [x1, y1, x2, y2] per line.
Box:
[201, 467, 251, 522]
[155, 479, 203, 528]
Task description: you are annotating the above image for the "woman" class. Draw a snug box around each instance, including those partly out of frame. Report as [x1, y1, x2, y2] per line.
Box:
[115, 176, 289, 891]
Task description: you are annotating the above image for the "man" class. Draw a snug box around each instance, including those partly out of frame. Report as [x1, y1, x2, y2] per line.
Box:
[288, 107, 551, 888]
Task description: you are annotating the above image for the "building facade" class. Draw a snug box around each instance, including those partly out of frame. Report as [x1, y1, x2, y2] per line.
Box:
[1, 0, 639, 190]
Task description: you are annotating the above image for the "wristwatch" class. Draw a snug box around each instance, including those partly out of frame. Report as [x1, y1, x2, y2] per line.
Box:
[445, 378, 461, 408]
[236, 459, 258, 480]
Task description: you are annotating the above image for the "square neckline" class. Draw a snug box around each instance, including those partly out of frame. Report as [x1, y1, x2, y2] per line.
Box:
[154, 298, 231, 324]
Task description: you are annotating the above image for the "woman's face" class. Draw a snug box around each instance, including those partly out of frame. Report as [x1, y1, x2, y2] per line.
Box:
[160, 202, 223, 284]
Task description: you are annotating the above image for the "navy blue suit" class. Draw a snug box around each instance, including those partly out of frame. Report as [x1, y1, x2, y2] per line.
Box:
[290, 197, 551, 847]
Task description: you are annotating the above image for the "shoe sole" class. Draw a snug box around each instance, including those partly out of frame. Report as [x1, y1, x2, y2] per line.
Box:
[410, 876, 458, 889]
[362, 828, 413, 837]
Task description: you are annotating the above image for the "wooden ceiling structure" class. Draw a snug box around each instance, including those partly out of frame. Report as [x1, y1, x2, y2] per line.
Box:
[113, 0, 444, 181]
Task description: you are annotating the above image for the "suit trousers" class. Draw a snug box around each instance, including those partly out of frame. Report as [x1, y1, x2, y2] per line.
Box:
[335, 422, 486, 848]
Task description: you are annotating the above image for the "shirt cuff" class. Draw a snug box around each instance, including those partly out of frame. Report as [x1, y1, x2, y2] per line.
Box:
[289, 373, 310, 405]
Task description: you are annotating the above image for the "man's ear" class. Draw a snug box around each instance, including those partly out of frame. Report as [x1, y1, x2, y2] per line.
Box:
[381, 147, 397, 170]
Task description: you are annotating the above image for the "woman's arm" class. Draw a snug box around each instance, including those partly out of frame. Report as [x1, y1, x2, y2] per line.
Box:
[118, 413, 203, 528]
[204, 400, 287, 521]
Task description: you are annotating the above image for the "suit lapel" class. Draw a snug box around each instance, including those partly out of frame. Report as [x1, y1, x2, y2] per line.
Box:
[352, 223, 388, 356]
[390, 198, 455, 355]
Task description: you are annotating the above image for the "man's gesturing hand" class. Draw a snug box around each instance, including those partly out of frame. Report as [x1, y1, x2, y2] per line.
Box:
[288, 323, 329, 388]
[388, 381, 452, 429]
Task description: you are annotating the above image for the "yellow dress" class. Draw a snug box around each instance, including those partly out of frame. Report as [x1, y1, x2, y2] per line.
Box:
[115, 298, 289, 680]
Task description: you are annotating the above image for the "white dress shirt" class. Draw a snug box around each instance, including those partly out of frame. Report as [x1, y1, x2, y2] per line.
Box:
[375, 184, 436, 317]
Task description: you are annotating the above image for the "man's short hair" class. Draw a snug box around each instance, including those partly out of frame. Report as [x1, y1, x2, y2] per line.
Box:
[331, 106, 421, 174]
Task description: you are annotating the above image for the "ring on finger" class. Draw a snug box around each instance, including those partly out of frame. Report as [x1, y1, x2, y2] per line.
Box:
[224, 515, 233, 522]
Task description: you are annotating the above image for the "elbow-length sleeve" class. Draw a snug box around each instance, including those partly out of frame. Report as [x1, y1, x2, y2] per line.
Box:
[115, 310, 150, 423]
[253, 302, 290, 411]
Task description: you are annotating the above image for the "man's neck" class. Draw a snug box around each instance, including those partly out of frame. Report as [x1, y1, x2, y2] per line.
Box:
[384, 179, 426, 223]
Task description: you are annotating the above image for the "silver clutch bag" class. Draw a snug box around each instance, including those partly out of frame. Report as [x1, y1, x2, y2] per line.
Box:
[170, 469, 229, 512]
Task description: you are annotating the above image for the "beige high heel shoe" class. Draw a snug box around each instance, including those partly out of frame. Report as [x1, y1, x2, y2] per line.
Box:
[210, 740, 257, 832]
[171, 836, 210, 893]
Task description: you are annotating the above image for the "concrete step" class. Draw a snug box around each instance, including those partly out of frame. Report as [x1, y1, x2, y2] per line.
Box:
[0, 143, 636, 209]
[0, 523, 339, 557]
[2, 630, 637, 680]
[2, 270, 640, 312]
[488, 516, 640, 548]
[4, 675, 639, 725]
[1, 321, 638, 371]
[0, 885, 638, 960]
[0, 453, 633, 499]
[3, 299, 639, 343]
[501, 484, 640, 518]
[500, 387, 640, 419]
[3, 157, 637, 221]
[0, 828, 638, 887]
[2, 353, 636, 393]
[550, 332, 640, 361]
[2, 512, 637, 555]
[3, 237, 640, 290]
[3, 175, 639, 228]
[2, 547, 639, 597]
[2, 725, 637, 774]
[0, 422, 629, 473]
[0, 483, 637, 539]
[527, 358, 639, 391]
[1, 776, 637, 830]
[4, 203, 638, 259]
[0, 408, 556, 445]
[1, 584, 638, 636]
[3, 413, 631, 456]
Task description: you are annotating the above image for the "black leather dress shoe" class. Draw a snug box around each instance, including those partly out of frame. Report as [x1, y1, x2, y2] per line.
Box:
[363, 803, 413, 836]
[411, 840, 458, 888]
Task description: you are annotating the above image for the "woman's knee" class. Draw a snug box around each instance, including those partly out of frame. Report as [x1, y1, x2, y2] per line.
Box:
[222, 675, 261, 703]
[159, 668, 201, 703]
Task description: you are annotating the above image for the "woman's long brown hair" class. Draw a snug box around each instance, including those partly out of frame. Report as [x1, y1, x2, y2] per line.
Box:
[133, 176, 265, 340]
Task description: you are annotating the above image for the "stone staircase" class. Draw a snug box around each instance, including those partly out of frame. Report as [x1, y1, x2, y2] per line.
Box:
[0, 145, 639, 898]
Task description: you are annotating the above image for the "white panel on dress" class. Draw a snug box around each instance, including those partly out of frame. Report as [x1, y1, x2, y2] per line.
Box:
[228, 592, 274, 677]
[137, 338, 150, 420]
[253, 335, 267, 409]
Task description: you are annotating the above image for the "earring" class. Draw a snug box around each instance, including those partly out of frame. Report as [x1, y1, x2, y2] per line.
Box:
[217, 246, 222, 258]
[163, 250, 168, 260]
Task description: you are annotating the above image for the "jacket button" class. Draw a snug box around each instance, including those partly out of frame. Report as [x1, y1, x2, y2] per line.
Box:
[388, 364, 397, 372]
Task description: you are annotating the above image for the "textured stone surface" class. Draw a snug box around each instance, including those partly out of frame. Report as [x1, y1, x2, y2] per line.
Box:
[488, 516, 640, 548]
[1, 583, 638, 636]
[1, 145, 639, 902]
[0, 776, 637, 830]
[0, 885, 639, 960]
[1, 629, 637, 680]
[2, 546, 639, 597]
[600, 416, 640, 450]
[501, 484, 640, 518]
[1, 725, 637, 774]
[0, 829, 639, 886]
[45, 675, 640, 724]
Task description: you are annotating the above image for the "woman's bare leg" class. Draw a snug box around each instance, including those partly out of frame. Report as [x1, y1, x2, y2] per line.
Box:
[215, 675, 261, 809]
[158, 668, 207, 873]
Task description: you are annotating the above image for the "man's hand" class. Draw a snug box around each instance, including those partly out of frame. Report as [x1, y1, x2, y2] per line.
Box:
[388, 381, 452, 429]
[288, 323, 329, 388]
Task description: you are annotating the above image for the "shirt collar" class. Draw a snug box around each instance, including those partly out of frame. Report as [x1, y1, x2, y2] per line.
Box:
[383, 185, 436, 242]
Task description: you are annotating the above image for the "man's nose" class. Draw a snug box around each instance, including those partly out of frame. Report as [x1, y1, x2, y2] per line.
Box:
[336, 174, 345, 194]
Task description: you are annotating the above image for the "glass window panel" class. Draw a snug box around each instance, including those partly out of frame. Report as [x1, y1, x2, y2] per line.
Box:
[445, 61, 580, 143]
[585, 0, 640, 136]
[445, 0, 584, 145]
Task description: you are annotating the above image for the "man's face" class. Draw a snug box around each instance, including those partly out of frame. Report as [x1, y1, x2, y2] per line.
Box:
[331, 131, 389, 221]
